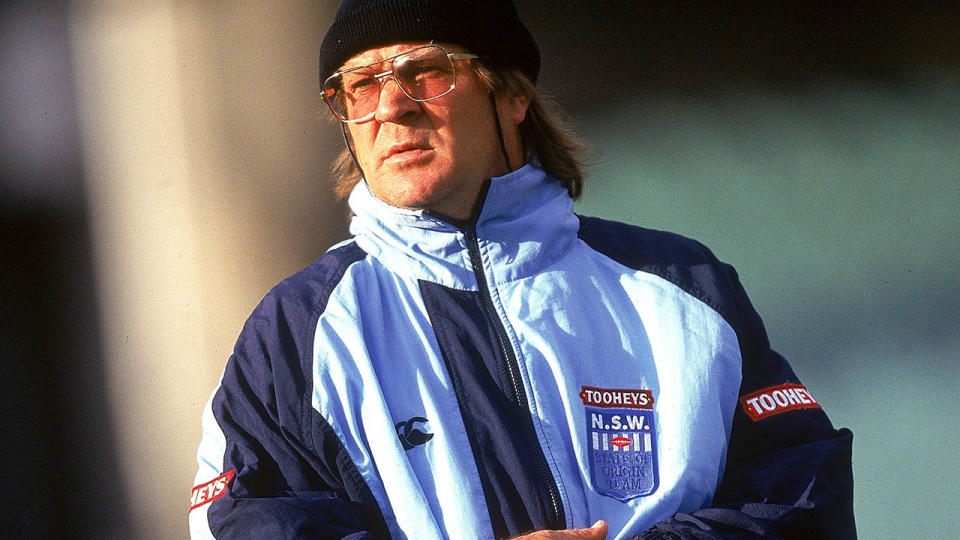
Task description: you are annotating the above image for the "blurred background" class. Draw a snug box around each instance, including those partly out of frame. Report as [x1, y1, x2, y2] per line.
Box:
[1, 1, 956, 538]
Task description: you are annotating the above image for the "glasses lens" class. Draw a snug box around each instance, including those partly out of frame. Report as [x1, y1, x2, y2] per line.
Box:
[393, 46, 456, 101]
[324, 66, 378, 121]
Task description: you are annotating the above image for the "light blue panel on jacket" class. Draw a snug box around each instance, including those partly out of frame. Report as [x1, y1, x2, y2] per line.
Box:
[312, 259, 494, 539]
[496, 247, 742, 537]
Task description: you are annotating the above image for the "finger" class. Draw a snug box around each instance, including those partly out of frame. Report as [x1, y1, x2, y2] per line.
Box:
[584, 519, 608, 539]
[510, 520, 609, 540]
[563, 520, 609, 539]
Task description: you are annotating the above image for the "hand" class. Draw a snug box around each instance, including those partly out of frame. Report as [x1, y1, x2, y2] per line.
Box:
[510, 520, 608, 540]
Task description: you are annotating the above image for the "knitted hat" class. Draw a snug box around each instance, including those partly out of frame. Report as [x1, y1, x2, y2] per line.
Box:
[318, 0, 540, 85]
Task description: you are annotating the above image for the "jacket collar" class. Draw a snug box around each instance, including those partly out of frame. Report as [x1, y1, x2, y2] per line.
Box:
[347, 163, 579, 290]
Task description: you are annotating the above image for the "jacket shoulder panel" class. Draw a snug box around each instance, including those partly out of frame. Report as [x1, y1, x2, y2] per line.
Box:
[249, 241, 369, 336]
[577, 215, 740, 326]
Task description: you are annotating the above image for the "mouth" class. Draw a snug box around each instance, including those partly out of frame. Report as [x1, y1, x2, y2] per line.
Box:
[382, 142, 432, 164]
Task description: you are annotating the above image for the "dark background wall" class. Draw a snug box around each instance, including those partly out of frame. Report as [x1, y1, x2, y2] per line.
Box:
[1, 1, 957, 538]
[1, 2, 128, 537]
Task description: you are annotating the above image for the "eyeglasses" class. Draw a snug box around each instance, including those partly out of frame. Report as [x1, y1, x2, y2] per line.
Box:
[323, 44, 479, 123]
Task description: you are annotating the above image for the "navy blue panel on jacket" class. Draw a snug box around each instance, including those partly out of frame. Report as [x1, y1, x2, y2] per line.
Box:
[201, 243, 389, 539]
[419, 280, 565, 538]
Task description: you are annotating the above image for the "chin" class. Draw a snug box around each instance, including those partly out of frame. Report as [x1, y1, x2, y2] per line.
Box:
[371, 174, 451, 211]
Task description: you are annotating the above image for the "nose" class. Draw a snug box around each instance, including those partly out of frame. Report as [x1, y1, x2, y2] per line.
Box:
[374, 75, 420, 123]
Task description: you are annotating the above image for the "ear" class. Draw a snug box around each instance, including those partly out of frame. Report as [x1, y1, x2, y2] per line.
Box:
[501, 90, 531, 128]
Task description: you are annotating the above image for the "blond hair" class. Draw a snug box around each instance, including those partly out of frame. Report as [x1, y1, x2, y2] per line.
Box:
[330, 63, 589, 200]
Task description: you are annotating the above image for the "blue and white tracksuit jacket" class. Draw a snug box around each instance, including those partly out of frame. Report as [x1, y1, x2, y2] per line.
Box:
[190, 164, 855, 539]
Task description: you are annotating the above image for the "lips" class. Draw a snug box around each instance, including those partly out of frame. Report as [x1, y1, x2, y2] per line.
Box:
[383, 142, 430, 162]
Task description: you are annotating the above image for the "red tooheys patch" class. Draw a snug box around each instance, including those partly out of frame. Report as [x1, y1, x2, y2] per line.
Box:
[189, 469, 235, 511]
[740, 383, 821, 421]
[579, 386, 654, 409]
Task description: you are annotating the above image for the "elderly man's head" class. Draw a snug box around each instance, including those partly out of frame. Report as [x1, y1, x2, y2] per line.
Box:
[319, 0, 585, 217]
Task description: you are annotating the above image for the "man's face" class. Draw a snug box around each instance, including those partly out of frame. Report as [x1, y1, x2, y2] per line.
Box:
[342, 42, 525, 220]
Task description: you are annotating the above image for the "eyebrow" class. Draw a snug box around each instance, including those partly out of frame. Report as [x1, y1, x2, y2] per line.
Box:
[340, 55, 389, 72]
[338, 42, 442, 72]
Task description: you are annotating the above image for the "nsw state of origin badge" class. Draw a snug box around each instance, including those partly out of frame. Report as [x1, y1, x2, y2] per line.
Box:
[580, 385, 658, 501]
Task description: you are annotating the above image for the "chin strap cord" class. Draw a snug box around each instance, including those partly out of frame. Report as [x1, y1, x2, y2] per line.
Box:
[489, 91, 512, 173]
[341, 122, 365, 180]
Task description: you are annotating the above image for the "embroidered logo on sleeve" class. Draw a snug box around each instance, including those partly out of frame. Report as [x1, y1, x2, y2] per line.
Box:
[581, 386, 658, 501]
[189, 469, 235, 512]
[739, 383, 821, 421]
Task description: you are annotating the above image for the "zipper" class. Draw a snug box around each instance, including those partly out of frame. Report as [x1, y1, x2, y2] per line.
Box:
[463, 222, 565, 529]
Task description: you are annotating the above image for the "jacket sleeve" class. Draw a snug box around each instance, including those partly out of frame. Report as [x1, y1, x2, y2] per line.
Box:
[638, 263, 856, 540]
[189, 287, 387, 539]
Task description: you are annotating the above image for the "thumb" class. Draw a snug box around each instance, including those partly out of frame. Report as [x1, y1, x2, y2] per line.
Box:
[576, 520, 608, 539]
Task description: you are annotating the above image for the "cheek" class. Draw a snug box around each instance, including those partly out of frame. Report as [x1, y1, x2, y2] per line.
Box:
[347, 126, 378, 169]
[449, 113, 499, 166]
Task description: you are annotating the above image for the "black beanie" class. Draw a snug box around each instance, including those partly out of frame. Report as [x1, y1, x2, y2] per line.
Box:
[318, 0, 540, 85]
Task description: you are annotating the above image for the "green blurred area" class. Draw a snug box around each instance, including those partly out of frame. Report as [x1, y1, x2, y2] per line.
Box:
[573, 74, 960, 538]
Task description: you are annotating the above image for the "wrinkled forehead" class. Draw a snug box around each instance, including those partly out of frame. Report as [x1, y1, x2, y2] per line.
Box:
[340, 41, 467, 71]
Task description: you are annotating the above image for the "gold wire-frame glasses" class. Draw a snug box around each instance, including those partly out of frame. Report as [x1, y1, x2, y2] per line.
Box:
[323, 44, 479, 123]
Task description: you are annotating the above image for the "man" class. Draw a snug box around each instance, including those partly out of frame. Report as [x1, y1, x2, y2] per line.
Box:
[190, 1, 855, 538]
